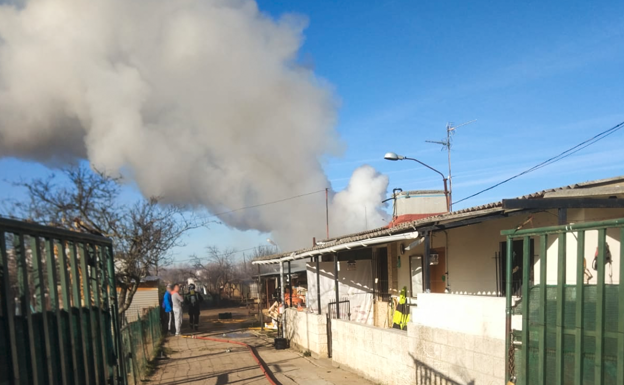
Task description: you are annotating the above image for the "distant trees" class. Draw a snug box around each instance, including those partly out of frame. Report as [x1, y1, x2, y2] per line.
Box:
[7, 165, 206, 316]
[159, 245, 278, 301]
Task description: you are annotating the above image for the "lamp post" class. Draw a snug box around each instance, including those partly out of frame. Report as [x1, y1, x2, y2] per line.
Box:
[267, 238, 286, 337]
[383, 152, 450, 212]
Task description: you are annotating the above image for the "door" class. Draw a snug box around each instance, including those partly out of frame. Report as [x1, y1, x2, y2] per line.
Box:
[410, 256, 423, 296]
[430, 248, 447, 293]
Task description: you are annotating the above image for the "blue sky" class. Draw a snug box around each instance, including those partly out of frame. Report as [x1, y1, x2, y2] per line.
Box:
[2, 0, 624, 262]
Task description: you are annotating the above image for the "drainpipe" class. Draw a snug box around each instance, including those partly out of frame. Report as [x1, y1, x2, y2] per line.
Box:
[279, 261, 285, 337]
[334, 253, 340, 318]
[257, 264, 263, 331]
[288, 261, 292, 307]
[316, 256, 321, 315]
[424, 232, 431, 292]
[444, 230, 450, 292]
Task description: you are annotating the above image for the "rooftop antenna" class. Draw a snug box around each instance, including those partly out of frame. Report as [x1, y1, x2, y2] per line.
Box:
[426, 119, 476, 211]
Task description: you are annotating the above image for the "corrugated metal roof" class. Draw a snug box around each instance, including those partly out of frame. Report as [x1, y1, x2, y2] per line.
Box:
[253, 175, 624, 263]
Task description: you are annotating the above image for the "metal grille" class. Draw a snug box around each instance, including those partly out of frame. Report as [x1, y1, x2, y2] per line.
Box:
[327, 298, 350, 321]
[0, 217, 125, 385]
[326, 299, 350, 358]
[502, 218, 624, 385]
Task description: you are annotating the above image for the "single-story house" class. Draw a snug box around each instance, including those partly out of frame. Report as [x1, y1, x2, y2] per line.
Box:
[253, 176, 624, 385]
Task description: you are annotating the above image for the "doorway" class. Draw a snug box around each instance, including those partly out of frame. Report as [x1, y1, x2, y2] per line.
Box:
[410, 255, 423, 296]
[500, 239, 534, 296]
[430, 248, 447, 293]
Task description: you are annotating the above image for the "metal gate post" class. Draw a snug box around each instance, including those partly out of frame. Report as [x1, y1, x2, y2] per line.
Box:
[316, 256, 321, 315]
[618, 228, 624, 385]
[0, 231, 20, 385]
[555, 233, 566, 384]
[326, 311, 332, 358]
[334, 254, 339, 319]
[106, 244, 127, 385]
[32, 237, 54, 384]
[521, 236, 530, 383]
[504, 236, 513, 383]
[574, 231, 585, 385]
[595, 229, 606, 385]
[538, 234, 548, 385]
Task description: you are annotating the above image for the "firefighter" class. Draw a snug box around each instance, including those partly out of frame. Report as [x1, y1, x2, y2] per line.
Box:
[184, 283, 204, 331]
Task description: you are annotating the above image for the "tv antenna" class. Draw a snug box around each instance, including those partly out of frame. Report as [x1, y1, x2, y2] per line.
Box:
[426, 119, 476, 211]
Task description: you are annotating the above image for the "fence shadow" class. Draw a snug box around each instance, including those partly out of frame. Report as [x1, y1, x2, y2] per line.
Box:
[410, 353, 475, 385]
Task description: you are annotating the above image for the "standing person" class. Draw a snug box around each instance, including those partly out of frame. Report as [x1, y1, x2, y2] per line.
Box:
[184, 283, 204, 331]
[171, 284, 184, 336]
[162, 284, 175, 335]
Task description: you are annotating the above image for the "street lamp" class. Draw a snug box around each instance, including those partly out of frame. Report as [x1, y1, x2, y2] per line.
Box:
[267, 238, 280, 250]
[383, 152, 450, 212]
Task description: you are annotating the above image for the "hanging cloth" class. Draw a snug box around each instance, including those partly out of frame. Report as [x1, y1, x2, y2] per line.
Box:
[392, 287, 410, 330]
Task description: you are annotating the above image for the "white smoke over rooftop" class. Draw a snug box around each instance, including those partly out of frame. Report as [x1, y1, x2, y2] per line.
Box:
[0, 0, 389, 249]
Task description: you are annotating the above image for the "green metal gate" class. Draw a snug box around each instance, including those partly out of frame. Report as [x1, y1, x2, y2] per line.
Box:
[0, 217, 126, 385]
[502, 218, 624, 385]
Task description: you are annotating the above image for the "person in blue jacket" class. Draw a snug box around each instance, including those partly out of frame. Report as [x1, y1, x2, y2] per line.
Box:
[162, 284, 174, 335]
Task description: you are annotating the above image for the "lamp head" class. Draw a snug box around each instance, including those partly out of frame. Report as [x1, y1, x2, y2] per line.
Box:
[384, 152, 404, 161]
[267, 238, 277, 247]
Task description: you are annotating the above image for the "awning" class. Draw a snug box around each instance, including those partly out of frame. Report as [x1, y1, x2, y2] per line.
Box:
[252, 231, 420, 265]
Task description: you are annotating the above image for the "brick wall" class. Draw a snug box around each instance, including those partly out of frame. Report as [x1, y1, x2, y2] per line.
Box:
[284, 308, 328, 358]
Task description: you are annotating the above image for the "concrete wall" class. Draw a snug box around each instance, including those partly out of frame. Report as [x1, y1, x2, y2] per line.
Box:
[284, 308, 328, 358]
[331, 319, 413, 385]
[331, 293, 507, 385]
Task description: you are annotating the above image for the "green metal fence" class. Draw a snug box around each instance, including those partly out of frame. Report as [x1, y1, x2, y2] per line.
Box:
[0, 217, 126, 385]
[121, 307, 162, 385]
[502, 218, 624, 385]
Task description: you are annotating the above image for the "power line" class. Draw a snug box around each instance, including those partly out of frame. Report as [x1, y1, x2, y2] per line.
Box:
[453, 120, 624, 206]
[206, 189, 326, 218]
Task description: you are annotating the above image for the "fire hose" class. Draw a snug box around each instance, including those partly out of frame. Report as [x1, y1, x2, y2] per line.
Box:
[182, 335, 279, 385]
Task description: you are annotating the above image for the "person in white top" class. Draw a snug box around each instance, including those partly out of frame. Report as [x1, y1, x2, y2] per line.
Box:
[171, 284, 184, 336]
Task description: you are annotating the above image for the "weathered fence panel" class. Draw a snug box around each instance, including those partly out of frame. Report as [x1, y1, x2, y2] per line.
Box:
[0, 217, 125, 385]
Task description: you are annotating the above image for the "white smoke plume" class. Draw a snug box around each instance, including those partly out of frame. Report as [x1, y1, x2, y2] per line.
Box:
[0, 0, 389, 249]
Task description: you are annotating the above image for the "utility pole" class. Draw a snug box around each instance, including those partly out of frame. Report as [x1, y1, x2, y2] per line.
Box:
[426, 120, 476, 211]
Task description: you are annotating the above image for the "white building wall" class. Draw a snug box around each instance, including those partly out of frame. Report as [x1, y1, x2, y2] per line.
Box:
[394, 208, 624, 295]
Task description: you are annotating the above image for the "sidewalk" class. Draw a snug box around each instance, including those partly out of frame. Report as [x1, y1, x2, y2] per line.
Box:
[149, 307, 374, 385]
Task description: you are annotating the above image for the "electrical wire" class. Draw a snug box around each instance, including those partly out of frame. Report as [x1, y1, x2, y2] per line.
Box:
[206, 189, 326, 218]
[453, 120, 624, 205]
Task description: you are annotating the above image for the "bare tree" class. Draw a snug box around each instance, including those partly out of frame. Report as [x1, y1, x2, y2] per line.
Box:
[238, 245, 277, 281]
[8, 165, 206, 316]
[159, 263, 197, 285]
[192, 247, 238, 298]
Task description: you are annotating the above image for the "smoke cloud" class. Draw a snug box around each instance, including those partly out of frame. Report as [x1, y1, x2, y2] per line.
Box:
[0, 0, 388, 249]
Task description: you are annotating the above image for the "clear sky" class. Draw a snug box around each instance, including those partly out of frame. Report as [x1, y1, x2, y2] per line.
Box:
[1, 0, 623, 262]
